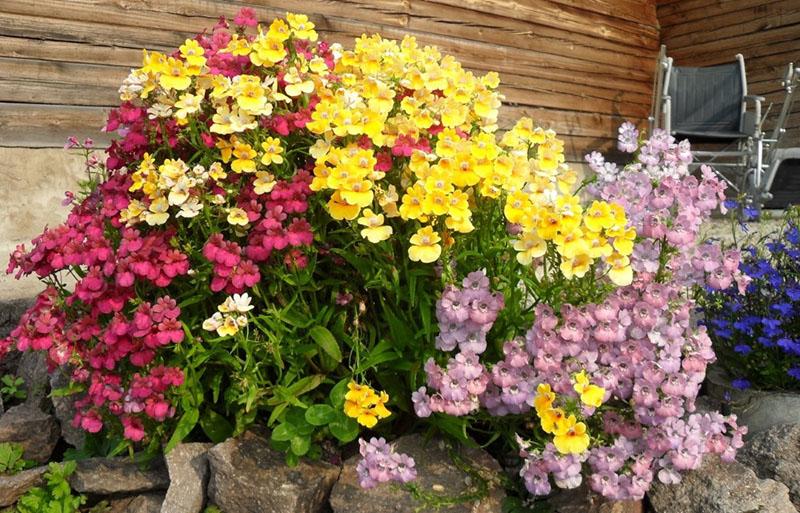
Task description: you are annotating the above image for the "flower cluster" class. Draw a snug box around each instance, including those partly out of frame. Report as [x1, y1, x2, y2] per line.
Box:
[202, 293, 254, 337]
[344, 381, 391, 428]
[415, 126, 746, 501]
[356, 437, 417, 489]
[700, 208, 800, 390]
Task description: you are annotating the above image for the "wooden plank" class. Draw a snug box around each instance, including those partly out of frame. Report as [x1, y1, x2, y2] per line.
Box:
[541, 0, 658, 27]
[661, 0, 796, 39]
[667, 24, 800, 61]
[0, 2, 656, 84]
[0, 57, 128, 89]
[0, 79, 119, 106]
[0, 103, 111, 147]
[425, 0, 659, 47]
[0, 36, 144, 68]
[664, 10, 800, 50]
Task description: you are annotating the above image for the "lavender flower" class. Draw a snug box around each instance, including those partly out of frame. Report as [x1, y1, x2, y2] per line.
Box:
[356, 437, 417, 489]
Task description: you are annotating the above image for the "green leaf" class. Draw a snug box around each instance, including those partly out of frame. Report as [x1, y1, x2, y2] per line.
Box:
[164, 408, 199, 453]
[304, 404, 337, 426]
[329, 378, 349, 408]
[308, 326, 342, 363]
[290, 435, 310, 456]
[355, 339, 400, 373]
[328, 415, 359, 443]
[199, 410, 234, 443]
[270, 423, 295, 442]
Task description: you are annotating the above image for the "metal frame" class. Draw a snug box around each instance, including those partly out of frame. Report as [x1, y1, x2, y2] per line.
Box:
[649, 45, 799, 208]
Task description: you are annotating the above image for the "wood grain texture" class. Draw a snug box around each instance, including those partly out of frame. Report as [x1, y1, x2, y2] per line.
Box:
[658, 0, 800, 147]
[0, 0, 660, 159]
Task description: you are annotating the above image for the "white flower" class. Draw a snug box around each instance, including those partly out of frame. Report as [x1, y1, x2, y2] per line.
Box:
[202, 312, 224, 332]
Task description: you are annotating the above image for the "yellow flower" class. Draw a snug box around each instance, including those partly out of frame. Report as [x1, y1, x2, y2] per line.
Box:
[560, 252, 593, 279]
[358, 209, 393, 243]
[606, 252, 633, 286]
[267, 18, 291, 42]
[260, 137, 285, 166]
[287, 13, 318, 41]
[328, 191, 361, 220]
[253, 171, 277, 195]
[234, 75, 270, 114]
[209, 162, 227, 182]
[533, 383, 555, 413]
[539, 407, 567, 435]
[227, 207, 249, 226]
[144, 196, 170, 226]
[179, 39, 206, 69]
[250, 34, 287, 66]
[399, 184, 426, 220]
[584, 201, 615, 233]
[159, 57, 191, 91]
[231, 141, 257, 173]
[408, 226, 442, 263]
[284, 68, 315, 97]
[174, 92, 204, 120]
[610, 226, 636, 256]
[217, 315, 241, 337]
[573, 371, 605, 408]
[553, 417, 591, 455]
[514, 231, 547, 265]
[343, 381, 391, 428]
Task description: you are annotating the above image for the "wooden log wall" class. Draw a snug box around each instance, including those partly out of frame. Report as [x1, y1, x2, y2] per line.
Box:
[658, 0, 800, 147]
[0, 0, 660, 161]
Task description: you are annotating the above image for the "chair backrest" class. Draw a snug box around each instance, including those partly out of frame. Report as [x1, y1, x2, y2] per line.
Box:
[667, 58, 746, 135]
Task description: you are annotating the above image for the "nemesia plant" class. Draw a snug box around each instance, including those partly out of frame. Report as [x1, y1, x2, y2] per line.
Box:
[413, 124, 748, 501]
[699, 206, 800, 391]
[0, 7, 744, 505]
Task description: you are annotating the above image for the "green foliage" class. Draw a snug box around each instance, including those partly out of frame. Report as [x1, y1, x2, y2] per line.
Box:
[0, 443, 34, 475]
[0, 375, 26, 404]
[13, 462, 86, 513]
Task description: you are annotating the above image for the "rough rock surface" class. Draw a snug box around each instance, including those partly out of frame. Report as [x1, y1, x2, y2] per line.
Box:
[0, 299, 32, 339]
[0, 402, 59, 463]
[0, 465, 47, 507]
[161, 443, 213, 513]
[330, 434, 504, 513]
[207, 430, 340, 513]
[16, 352, 48, 403]
[49, 370, 85, 448]
[737, 423, 800, 509]
[648, 454, 796, 513]
[106, 492, 165, 513]
[69, 457, 169, 495]
[546, 484, 642, 513]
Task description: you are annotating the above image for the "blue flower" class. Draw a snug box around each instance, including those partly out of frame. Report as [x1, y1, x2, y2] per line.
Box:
[787, 225, 800, 245]
[787, 285, 800, 301]
[731, 378, 751, 390]
[743, 205, 759, 220]
[766, 241, 786, 254]
[777, 338, 800, 356]
[789, 368, 800, 381]
[770, 303, 793, 316]
[761, 318, 783, 337]
[723, 199, 739, 210]
[757, 336, 775, 347]
[733, 344, 752, 355]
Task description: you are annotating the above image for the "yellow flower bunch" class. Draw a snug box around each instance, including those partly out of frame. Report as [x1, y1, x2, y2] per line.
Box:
[201, 293, 254, 337]
[532, 383, 594, 455]
[121, 154, 210, 226]
[343, 381, 391, 428]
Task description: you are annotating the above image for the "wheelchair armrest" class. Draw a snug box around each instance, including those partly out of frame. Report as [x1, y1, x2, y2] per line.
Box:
[744, 95, 766, 102]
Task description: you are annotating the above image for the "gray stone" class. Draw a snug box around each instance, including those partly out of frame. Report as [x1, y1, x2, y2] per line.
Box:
[330, 434, 504, 513]
[738, 423, 800, 509]
[106, 493, 165, 513]
[546, 483, 643, 513]
[161, 443, 213, 513]
[648, 454, 796, 513]
[16, 352, 48, 403]
[207, 430, 340, 513]
[0, 465, 47, 507]
[69, 457, 169, 495]
[705, 365, 800, 438]
[0, 402, 59, 463]
[49, 370, 85, 448]
[0, 298, 33, 339]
